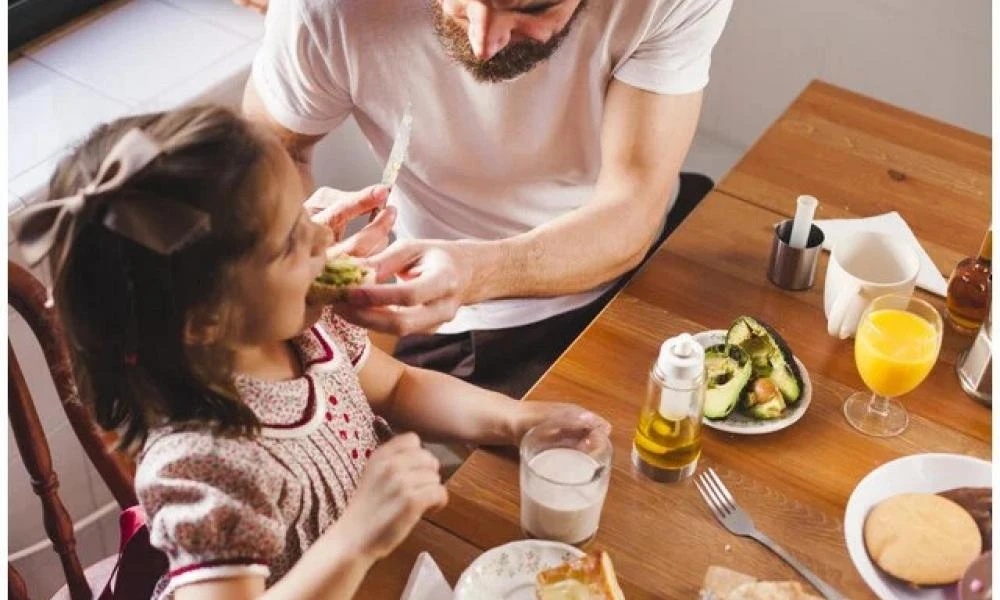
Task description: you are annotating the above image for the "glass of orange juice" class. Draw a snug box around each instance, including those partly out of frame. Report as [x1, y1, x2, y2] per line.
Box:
[844, 294, 943, 437]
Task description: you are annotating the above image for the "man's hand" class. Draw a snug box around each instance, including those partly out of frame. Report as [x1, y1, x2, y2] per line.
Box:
[306, 185, 395, 257]
[335, 240, 480, 335]
[233, 0, 267, 14]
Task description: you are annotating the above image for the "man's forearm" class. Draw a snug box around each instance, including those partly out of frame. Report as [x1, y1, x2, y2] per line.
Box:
[457, 179, 672, 303]
[456, 85, 701, 304]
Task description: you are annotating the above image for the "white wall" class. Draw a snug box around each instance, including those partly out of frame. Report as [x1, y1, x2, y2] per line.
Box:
[686, 0, 991, 180]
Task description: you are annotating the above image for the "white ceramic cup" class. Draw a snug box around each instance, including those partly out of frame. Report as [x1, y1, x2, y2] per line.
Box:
[824, 231, 920, 339]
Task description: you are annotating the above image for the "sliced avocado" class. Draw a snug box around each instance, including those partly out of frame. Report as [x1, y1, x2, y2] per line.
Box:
[703, 343, 753, 420]
[742, 377, 787, 419]
[725, 316, 803, 405]
[315, 255, 369, 288]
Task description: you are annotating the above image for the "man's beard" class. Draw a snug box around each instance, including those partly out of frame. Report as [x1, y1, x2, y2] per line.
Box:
[432, 1, 587, 84]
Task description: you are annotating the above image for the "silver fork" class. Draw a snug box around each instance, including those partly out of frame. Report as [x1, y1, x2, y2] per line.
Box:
[694, 468, 846, 600]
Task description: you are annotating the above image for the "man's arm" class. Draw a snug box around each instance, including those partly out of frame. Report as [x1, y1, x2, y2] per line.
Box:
[468, 80, 703, 299]
[343, 81, 703, 334]
[243, 75, 325, 192]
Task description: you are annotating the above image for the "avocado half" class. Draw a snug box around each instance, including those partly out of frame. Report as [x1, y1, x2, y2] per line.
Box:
[703, 343, 753, 420]
[725, 316, 803, 405]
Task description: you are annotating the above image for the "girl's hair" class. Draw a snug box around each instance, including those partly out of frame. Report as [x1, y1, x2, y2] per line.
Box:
[49, 105, 276, 452]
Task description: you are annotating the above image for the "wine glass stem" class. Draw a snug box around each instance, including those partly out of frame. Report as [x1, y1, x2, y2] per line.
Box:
[868, 393, 891, 417]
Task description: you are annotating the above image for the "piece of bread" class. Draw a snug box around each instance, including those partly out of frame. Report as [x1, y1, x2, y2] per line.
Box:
[864, 493, 982, 586]
[701, 567, 820, 600]
[702, 566, 758, 597]
[306, 251, 374, 304]
[727, 581, 819, 600]
[938, 487, 992, 551]
[535, 552, 625, 600]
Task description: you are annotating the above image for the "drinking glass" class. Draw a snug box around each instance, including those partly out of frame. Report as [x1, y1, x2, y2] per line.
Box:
[843, 294, 943, 437]
[519, 420, 612, 546]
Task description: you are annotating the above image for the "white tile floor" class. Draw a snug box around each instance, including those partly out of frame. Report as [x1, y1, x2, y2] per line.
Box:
[27, 0, 247, 106]
[8, 60, 128, 178]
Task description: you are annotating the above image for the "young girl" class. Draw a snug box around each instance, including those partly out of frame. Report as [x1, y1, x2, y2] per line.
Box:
[13, 106, 607, 600]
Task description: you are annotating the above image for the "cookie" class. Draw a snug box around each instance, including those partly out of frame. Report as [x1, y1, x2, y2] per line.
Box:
[864, 493, 982, 586]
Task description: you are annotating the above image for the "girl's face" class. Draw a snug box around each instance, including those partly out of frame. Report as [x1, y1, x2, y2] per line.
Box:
[225, 136, 333, 347]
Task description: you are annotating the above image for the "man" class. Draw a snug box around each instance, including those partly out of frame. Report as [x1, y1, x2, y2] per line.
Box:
[244, 0, 732, 397]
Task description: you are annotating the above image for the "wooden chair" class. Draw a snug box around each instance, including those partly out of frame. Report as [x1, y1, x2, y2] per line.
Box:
[8, 261, 138, 600]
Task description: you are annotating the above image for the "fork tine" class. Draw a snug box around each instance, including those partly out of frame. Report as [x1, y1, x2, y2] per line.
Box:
[693, 477, 726, 523]
[704, 468, 736, 513]
[707, 468, 738, 508]
[697, 470, 731, 517]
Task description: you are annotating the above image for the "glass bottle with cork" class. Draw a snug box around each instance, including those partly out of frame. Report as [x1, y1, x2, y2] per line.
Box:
[946, 227, 992, 334]
[632, 332, 706, 482]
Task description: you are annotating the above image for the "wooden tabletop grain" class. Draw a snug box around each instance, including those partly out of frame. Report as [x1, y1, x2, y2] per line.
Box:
[362, 81, 992, 599]
[716, 80, 991, 275]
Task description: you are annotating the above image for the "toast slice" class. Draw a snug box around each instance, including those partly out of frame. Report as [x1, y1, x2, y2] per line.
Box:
[536, 552, 625, 600]
[306, 250, 373, 304]
[701, 566, 821, 600]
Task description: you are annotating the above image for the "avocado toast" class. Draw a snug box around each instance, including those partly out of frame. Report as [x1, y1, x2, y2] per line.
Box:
[306, 250, 374, 304]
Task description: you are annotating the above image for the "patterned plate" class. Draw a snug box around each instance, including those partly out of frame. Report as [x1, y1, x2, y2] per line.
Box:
[453, 540, 586, 600]
[693, 330, 812, 435]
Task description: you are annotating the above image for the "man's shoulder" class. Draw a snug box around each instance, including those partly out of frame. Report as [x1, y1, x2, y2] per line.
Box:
[291, 0, 417, 27]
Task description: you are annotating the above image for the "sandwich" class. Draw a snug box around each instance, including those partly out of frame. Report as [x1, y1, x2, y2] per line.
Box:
[306, 250, 374, 304]
[535, 552, 625, 600]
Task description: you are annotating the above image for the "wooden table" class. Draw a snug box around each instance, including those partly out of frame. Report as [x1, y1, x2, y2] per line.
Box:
[364, 81, 992, 598]
[717, 80, 991, 276]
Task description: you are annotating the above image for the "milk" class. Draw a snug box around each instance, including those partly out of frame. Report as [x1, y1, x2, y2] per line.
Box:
[520, 448, 609, 545]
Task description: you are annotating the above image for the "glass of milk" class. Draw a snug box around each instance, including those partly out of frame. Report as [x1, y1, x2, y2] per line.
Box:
[519, 420, 612, 546]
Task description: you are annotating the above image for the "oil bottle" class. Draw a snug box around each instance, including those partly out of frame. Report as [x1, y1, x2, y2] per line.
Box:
[632, 332, 706, 482]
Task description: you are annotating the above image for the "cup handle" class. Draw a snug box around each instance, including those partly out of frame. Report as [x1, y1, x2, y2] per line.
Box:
[827, 282, 865, 339]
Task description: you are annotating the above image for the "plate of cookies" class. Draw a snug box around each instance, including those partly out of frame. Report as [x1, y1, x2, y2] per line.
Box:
[844, 453, 992, 600]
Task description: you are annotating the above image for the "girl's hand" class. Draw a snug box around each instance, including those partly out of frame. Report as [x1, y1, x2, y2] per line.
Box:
[509, 402, 612, 445]
[336, 433, 448, 561]
[306, 185, 396, 257]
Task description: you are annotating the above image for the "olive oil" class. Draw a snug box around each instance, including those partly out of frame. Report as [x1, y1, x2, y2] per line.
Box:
[633, 409, 702, 471]
[631, 333, 706, 482]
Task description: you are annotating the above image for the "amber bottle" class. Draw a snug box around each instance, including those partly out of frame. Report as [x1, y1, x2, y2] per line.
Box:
[946, 228, 992, 334]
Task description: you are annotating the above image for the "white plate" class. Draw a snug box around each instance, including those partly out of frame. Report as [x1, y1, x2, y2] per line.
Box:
[844, 453, 992, 600]
[693, 330, 812, 435]
[453, 540, 586, 600]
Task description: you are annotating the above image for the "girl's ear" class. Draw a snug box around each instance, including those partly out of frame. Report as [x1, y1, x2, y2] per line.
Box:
[184, 306, 223, 346]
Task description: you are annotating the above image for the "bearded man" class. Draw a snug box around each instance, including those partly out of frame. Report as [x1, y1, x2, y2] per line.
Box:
[244, 0, 732, 397]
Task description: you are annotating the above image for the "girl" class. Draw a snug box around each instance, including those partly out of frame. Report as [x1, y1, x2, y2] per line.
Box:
[13, 106, 607, 600]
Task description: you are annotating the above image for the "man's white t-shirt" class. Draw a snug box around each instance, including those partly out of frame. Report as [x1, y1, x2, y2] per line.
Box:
[253, 0, 732, 334]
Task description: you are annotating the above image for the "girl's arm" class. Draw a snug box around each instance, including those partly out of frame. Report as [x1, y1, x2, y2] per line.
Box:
[174, 434, 446, 600]
[359, 346, 608, 445]
[174, 530, 370, 600]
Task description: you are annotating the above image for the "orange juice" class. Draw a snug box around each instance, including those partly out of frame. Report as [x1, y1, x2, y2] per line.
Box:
[855, 309, 939, 397]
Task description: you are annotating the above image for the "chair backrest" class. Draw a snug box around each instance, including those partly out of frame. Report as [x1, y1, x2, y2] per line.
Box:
[8, 261, 138, 600]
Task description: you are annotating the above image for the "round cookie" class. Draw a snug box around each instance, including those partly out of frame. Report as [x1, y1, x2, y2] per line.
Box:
[864, 493, 982, 586]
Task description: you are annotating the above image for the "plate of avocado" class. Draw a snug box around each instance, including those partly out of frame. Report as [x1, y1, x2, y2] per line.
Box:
[694, 316, 812, 435]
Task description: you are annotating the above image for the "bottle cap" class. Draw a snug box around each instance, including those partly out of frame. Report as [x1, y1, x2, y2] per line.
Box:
[656, 333, 705, 385]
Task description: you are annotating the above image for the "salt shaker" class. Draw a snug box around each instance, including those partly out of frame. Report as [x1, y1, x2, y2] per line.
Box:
[632, 333, 706, 482]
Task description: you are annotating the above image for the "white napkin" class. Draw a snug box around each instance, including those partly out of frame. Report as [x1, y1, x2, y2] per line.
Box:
[814, 211, 948, 297]
[400, 552, 453, 600]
